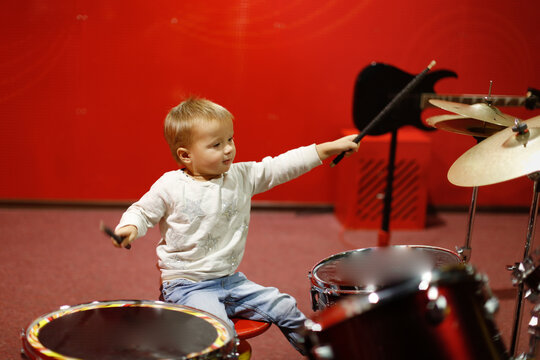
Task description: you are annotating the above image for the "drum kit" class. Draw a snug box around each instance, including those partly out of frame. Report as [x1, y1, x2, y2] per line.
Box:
[20, 88, 539, 359]
[304, 86, 540, 359]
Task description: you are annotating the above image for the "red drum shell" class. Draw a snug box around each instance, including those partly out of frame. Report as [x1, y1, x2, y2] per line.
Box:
[305, 265, 508, 360]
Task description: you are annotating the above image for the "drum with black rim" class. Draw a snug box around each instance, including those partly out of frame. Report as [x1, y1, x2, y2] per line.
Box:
[21, 300, 237, 360]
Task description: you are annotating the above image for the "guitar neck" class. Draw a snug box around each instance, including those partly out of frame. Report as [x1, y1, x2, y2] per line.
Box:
[421, 93, 528, 109]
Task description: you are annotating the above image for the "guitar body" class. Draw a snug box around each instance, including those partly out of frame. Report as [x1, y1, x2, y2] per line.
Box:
[353, 63, 458, 135]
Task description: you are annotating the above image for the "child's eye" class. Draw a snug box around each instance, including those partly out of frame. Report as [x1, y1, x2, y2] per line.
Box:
[228, 137, 234, 142]
[213, 142, 221, 148]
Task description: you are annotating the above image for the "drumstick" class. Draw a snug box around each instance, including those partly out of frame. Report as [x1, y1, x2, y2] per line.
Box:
[100, 222, 131, 249]
[330, 60, 437, 167]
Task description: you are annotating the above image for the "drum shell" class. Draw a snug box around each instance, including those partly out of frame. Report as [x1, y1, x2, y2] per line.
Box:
[305, 265, 508, 360]
[309, 245, 460, 311]
[21, 300, 237, 360]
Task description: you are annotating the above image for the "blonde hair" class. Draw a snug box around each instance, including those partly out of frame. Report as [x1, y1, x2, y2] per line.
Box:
[164, 97, 234, 164]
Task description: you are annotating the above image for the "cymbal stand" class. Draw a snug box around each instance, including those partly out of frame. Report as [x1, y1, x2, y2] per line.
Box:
[456, 186, 477, 262]
[457, 82, 494, 262]
[515, 304, 540, 360]
[456, 136, 484, 263]
[510, 171, 540, 356]
[484, 80, 494, 107]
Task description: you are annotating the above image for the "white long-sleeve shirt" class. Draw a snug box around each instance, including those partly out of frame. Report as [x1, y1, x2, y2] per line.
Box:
[117, 144, 322, 282]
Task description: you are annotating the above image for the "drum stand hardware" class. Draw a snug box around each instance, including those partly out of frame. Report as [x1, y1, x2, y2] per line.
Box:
[514, 304, 540, 360]
[20, 329, 28, 359]
[478, 271, 502, 316]
[456, 138, 488, 263]
[510, 171, 540, 357]
[512, 247, 540, 360]
[425, 292, 449, 325]
[303, 321, 334, 360]
[456, 180, 479, 263]
[456, 134, 487, 264]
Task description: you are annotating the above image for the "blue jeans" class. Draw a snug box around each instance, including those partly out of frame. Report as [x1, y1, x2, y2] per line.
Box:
[161, 272, 307, 354]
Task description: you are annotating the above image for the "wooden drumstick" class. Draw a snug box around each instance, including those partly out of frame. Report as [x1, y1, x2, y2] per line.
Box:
[100, 222, 131, 249]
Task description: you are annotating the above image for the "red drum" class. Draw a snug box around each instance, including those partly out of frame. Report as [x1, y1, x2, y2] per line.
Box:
[21, 300, 237, 359]
[309, 245, 461, 311]
[304, 264, 508, 360]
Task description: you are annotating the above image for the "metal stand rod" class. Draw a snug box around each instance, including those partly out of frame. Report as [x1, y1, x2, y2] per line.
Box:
[524, 304, 540, 360]
[378, 129, 398, 247]
[457, 186, 478, 262]
[511, 173, 540, 356]
[457, 137, 483, 263]
[515, 303, 540, 360]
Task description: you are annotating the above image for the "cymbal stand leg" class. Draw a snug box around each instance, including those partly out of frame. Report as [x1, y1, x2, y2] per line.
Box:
[515, 304, 540, 360]
[510, 173, 540, 357]
[457, 186, 478, 262]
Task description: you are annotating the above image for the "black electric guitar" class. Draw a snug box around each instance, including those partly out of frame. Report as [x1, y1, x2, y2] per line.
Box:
[353, 63, 540, 135]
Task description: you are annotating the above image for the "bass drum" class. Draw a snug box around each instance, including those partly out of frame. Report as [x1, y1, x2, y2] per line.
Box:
[309, 245, 460, 311]
[21, 300, 237, 360]
[304, 264, 509, 360]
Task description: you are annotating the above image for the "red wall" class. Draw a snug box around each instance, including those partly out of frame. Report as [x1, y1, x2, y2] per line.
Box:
[1, 1, 539, 207]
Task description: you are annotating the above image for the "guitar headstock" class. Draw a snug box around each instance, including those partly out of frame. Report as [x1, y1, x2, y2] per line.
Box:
[526, 87, 539, 110]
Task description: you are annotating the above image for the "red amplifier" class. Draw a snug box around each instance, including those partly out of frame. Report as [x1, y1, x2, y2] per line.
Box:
[334, 128, 431, 229]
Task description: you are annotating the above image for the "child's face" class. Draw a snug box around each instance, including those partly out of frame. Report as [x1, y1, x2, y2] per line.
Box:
[184, 118, 236, 180]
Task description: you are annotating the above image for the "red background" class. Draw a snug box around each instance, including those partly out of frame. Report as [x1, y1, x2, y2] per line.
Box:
[1, 0, 539, 207]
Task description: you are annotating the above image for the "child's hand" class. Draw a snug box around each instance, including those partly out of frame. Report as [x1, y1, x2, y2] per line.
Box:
[113, 225, 138, 248]
[316, 134, 359, 161]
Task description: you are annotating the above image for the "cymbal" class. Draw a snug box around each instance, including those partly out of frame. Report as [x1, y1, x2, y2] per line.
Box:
[426, 114, 506, 137]
[448, 115, 540, 187]
[428, 99, 515, 126]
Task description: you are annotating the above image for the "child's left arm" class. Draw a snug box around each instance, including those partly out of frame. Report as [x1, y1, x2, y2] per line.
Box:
[315, 134, 359, 161]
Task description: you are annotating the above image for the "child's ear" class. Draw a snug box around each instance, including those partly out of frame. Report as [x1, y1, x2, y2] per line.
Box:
[177, 147, 191, 164]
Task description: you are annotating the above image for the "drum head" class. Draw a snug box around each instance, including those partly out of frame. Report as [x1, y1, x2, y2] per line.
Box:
[23, 300, 234, 360]
[311, 245, 460, 293]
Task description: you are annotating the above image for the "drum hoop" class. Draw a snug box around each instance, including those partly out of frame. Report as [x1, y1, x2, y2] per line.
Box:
[24, 300, 233, 359]
[309, 245, 460, 291]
